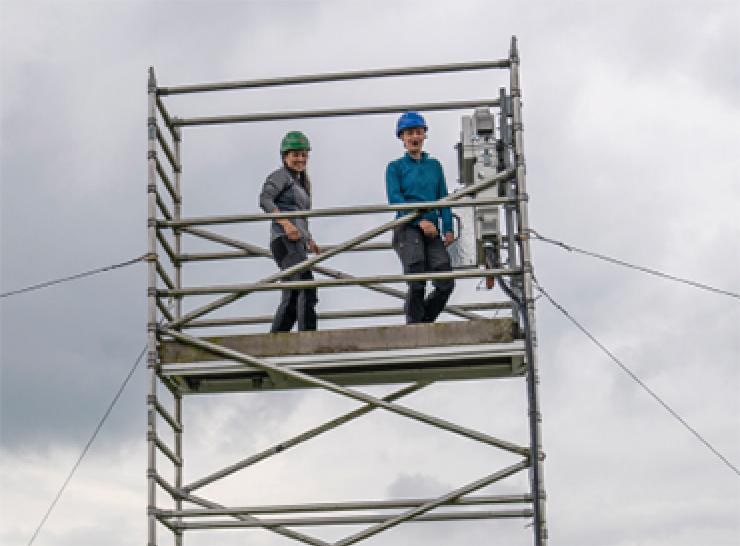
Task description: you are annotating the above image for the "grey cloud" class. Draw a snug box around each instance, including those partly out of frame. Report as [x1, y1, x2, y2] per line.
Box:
[386, 471, 453, 499]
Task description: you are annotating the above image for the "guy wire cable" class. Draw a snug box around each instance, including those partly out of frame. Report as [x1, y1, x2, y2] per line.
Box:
[532, 275, 739, 477]
[1, 254, 147, 299]
[528, 229, 740, 300]
[26, 345, 147, 545]
[26, 299, 175, 545]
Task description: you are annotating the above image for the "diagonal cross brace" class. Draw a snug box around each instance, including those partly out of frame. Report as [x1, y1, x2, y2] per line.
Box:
[182, 226, 481, 320]
[162, 329, 529, 456]
[334, 459, 530, 546]
[181, 492, 331, 546]
[183, 382, 427, 493]
[168, 168, 515, 328]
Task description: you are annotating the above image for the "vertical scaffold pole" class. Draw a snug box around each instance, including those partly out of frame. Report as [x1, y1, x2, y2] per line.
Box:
[172, 115, 184, 546]
[498, 85, 522, 325]
[145, 67, 160, 546]
[174, 393, 183, 546]
[509, 36, 548, 545]
[173, 124, 183, 322]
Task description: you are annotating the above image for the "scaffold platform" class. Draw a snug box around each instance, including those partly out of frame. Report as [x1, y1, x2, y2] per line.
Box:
[159, 319, 526, 394]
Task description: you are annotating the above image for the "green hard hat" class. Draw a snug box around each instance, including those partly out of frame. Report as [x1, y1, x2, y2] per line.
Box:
[280, 131, 311, 154]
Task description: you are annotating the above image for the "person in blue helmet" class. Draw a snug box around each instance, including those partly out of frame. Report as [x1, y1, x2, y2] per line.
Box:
[386, 112, 455, 324]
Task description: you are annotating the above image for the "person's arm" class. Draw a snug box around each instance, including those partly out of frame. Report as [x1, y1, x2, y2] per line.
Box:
[259, 172, 283, 214]
[259, 172, 301, 240]
[386, 161, 422, 227]
[385, 161, 405, 205]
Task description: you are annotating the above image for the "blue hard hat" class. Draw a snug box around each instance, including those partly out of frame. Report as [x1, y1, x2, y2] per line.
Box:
[396, 111, 427, 138]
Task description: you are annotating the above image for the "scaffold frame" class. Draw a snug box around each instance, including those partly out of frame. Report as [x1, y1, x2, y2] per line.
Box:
[145, 35, 547, 546]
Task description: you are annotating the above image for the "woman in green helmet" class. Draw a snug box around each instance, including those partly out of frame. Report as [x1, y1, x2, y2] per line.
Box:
[259, 131, 321, 332]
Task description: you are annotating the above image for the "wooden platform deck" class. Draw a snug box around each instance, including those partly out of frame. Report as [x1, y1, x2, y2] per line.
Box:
[159, 319, 526, 394]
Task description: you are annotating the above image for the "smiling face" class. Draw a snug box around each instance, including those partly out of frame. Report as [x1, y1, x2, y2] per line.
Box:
[283, 149, 309, 172]
[400, 126, 426, 158]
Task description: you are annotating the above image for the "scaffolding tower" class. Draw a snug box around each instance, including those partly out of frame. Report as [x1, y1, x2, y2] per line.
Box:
[146, 36, 547, 546]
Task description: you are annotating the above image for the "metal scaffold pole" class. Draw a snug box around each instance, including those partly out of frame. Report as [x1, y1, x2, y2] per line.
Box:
[145, 66, 159, 546]
[171, 92, 184, 546]
[509, 36, 548, 545]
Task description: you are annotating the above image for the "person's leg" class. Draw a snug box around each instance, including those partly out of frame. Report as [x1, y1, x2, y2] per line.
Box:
[269, 237, 306, 333]
[422, 236, 455, 323]
[405, 262, 426, 323]
[271, 288, 298, 332]
[297, 270, 318, 331]
[392, 225, 426, 324]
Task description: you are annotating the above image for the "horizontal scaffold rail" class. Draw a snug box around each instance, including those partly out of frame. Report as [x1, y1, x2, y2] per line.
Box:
[167, 509, 534, 530]
[173, 99, 502, 127]
[180, 302, 510, 328]
[158, 267, 520, 297]
[156, 494, 532, 517]
[157, 59, 510, 95]
[158, 195, 514, 228]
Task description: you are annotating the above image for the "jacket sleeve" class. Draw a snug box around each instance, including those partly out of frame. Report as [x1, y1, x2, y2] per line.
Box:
[436, 162, 454, 234]
[259, 171, 288, 213]
[386, 161, 419, 225]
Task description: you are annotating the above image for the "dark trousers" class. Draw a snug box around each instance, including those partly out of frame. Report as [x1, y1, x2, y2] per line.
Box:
[269, 237, 317, 332]
[392, 225, 455, 324]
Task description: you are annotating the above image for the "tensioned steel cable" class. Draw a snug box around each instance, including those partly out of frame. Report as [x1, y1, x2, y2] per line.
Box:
[528, 229, 740, 300]
[1, 255, 146, 299]
[532, 275, 740, 477]
[26, 344, 147, 545]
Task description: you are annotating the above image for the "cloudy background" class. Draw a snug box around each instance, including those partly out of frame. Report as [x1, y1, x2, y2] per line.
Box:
[1, 1, 739, 545]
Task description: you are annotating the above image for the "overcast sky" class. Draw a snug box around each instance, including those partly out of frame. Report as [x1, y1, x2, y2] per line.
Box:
[1, 1, 739, 545]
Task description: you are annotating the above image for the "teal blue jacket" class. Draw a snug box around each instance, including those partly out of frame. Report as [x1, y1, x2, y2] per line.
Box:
[385, 152, 453, 233]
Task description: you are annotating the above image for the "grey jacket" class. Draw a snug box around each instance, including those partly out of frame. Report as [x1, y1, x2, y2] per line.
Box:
[259, 166, 312, 245]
